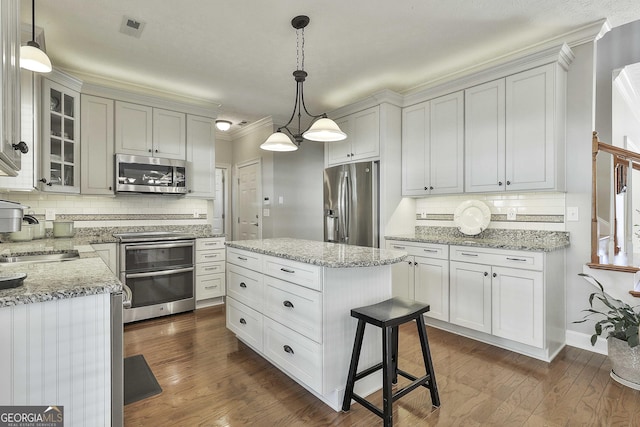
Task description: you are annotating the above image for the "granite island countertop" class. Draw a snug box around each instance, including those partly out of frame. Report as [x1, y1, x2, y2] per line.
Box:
[226, 237, 407, 268]
[386, 227, 570, 252]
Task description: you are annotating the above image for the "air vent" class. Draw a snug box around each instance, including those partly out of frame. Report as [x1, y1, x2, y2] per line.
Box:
[119, 15, 146, 38]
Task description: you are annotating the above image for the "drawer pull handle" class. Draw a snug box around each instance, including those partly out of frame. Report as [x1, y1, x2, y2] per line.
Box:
[204, 254, 218, 258]
[239, 318, 246, 325]
[240, 282, 247, 288]
[238, 256, 248, 261]
[280, 268, 295, 274]
[423, 249, 437, 253]
[283, 345, 294, 355]
[283, 300, 294, 308]
[461, 252, 478, 257]
[393, 245, 406, 250]
[506, 257, 527, 262]
[204, 267, 218, 271]
[204, 285, 217, 290]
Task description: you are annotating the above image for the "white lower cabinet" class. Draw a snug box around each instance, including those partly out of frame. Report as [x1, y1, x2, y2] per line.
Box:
[195, 237, 225, 307]
[449, 260, 492, 334]
[226, 247, 392, 411]
[387, 240, 449, 322]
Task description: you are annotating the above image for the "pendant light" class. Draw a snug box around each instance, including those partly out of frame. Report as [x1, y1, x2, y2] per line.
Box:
[261, 15, 346, 152]
[20, 0, 52, 73]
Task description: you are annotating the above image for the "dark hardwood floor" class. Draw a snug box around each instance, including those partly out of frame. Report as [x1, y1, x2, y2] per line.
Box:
[124, 305, 640, 426]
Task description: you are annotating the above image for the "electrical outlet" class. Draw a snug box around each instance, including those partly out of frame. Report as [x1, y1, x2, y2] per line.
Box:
[507, 208, 517, 221]
[567, 206, 579, 221]
[193, 209, 200, 218]
[45, 209, 55, 221]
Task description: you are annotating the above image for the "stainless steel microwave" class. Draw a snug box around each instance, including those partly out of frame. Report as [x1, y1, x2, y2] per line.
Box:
[115, 154, 187, 195]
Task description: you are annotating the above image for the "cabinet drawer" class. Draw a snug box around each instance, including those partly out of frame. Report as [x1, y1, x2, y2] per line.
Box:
[263, 317, 322, 394]
[196, 249, 225, 264]
[196, 237, 225, 251]
[197, 261, 225, 276]
[227, 248, 262, 272]
[450, 245, 543, 271]
[264, 276, 322, 343]
[386, 240, 449, 260]
[263, 255, 322, 291]
[227, 297, 263, 352]
[226, 264, 263, 311]
[196, 273, 225, 299]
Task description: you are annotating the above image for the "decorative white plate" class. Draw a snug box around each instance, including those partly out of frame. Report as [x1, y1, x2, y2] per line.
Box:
[453, 200, 491, 235]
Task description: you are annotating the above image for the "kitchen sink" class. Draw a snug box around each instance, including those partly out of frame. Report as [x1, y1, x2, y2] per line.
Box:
[0, 250, 80, 264]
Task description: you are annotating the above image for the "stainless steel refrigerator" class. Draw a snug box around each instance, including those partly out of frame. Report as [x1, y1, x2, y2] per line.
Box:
[323, 161, 379, 248]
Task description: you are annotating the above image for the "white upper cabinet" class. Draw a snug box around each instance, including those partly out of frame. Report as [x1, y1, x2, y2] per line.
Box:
[0, 0, 22, 176]
[186, 114, 215, 198]
[153, 108, 186, 160]
[115, 101, 186, 160]
[402, 91, 464, 196]
[326, 106, 379, 166]
[81, 94, 114, 195]
[465, 63, 564, 193]
[40, 77, 80, 193]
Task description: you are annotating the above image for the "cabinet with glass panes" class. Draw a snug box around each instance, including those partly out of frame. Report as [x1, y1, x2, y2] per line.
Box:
[41, 75, 81, 193]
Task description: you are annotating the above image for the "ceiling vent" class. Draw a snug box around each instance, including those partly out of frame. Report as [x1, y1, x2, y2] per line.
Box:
[119, 15, 146, 38]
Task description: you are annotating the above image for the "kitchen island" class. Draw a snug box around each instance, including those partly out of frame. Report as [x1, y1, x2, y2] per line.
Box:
[225, 238, 407, 411]
[0, 239, 121, 426]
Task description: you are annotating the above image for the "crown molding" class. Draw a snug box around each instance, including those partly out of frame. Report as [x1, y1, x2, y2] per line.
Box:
[230, 116, 273, 139]
[329, 89, 403, 119]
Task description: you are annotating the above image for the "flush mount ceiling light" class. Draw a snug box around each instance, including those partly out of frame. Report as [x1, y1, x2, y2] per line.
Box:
[215, 120, 232, 131]
[20, 0, 52, 73]
[260, 15, 346, 152]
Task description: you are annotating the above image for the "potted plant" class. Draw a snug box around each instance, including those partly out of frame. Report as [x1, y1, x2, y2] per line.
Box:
[575, 273, 640, 389]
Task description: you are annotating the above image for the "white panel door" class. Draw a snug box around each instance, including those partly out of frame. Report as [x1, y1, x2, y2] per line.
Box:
[326, 116, 353, 165]
[492, 266, 544, 348]
[401, 102, 429, 196]
[81, 94, 114, 195]
[153, 108, 186, 160]
[429, 91, 464, 194]
[465, 79, 505, 193]
[390, 256, 414, 299]
[414, 256, 449, 322]
[505, 64, 555, 191]
[449, 260, 491, 333]
[115, 101, 153, 156]
[351, 107, 379, 161]
[237, 161, 261, 240]
[186, 114, 215, 197]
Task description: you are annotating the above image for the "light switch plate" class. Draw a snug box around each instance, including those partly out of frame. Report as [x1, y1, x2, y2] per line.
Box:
[507, 208, 517, 221]
[263, 208, 270, 217]
[567, 206, 579, 221]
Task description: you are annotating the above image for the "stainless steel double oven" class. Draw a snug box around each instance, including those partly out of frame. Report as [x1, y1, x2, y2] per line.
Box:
[114, 231, 196, 323]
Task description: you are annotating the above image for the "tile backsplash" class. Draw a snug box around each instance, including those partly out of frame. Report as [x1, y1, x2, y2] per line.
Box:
[415, 192, 566, 231]
[1, 192, 211, 228]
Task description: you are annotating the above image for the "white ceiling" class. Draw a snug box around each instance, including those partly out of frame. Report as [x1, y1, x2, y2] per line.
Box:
[22, 0, 640, 132]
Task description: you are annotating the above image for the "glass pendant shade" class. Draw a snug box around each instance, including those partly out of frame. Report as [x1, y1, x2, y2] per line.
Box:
[20, 43, 52, 73]
[303, 118, 347, 142]
[260, 131, 299, 152]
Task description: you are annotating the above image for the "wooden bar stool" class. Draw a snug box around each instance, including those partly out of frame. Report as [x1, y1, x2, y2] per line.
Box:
[342, 297, 440, 427]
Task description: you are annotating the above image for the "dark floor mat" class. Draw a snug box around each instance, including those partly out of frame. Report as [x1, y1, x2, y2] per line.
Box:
[124, 354, 162, 405]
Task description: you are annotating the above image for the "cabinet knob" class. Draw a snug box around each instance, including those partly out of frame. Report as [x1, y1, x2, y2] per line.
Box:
[12, 141, 28, 154]
[506, 181, 511, 186]
[283, 300, 294, 308]
[39, 178, 47, 184]
[430, 186, 434, 190]
[351, 153, 354, 157]
[239, 318, 246, 325]
[283, 345, 295, 355]
[239, 282, 247, 288]
[148, 149, 152, 153]
[109, 186, 112, 190]
[155, 149, 158, 153]
[493, 272, 497, 278]
[484, 272, 488, 276]
[498, 181, 503, 186]
[424, 186, 428, 191]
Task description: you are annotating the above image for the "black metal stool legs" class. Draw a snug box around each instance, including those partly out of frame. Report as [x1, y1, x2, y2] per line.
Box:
[382, 326, 394, 427]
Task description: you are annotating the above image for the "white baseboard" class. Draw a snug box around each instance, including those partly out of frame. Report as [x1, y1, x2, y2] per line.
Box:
[565, 330, 607, 355]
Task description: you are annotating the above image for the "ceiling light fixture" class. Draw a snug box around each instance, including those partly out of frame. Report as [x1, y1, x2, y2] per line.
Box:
[260, 15, 346, 152]
[20, 0, 52, 73]
[215, 120, 232, 131]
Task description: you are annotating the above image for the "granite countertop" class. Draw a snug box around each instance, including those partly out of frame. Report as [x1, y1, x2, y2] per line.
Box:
[226, 238, 407, 268]
[386, 227, 570, 252]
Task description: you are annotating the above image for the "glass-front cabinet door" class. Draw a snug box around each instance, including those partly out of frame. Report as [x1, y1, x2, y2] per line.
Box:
[41, 78, 80, 193]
